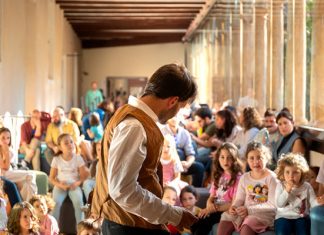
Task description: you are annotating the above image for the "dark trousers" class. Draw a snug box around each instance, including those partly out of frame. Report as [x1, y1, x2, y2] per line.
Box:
[275, 217, 310, 235]
[102, 219, 170, 235]
[177, 149, 205, 187]
[191, 212, 221, 235]
[0, 176, 22, 206]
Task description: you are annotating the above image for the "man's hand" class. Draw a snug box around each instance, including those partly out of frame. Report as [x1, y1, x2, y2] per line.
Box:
[176, 210, 198, 231]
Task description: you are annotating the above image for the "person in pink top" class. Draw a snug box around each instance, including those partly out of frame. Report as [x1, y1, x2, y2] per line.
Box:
[30, 194, 59, 235]
[191, 142, 243, 235]
[161, 135, 188, 195]
[217, 141, 278, 235]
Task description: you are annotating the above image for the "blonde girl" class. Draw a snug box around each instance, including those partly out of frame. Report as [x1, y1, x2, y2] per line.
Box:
[274, 153, 321, 235]
[192, 143, 243, 235]
[49, 133, 89, 225]
[29, 195, 59, 235]
[7, 201, 39, 235]
[77, 219, 101, 235]
[161, 135, 187, 195]
[217, 141, 277, 235]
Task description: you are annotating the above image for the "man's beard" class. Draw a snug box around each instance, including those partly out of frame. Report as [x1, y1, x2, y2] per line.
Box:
[54, 120, 62, 127]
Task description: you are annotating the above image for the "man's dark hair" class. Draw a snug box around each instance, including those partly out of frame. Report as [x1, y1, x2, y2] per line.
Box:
[195, 107, 212, 119]
[264, 108, 277, 118]
[142, 64, 197, 102]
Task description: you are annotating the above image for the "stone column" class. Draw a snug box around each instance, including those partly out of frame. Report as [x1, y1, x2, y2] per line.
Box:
[294, 0, 307, 123]
[216, 15, 226, 103]
[223, 15, 232, 102]
[231, 8, 241, 107]
[284, 0, 295, 113]
[310, 0, 324, 126]
[255, 1, 268, 115]
[284, 0, 306, 123]
[271, 0, 284, 110]
[242, 0, 255, 97]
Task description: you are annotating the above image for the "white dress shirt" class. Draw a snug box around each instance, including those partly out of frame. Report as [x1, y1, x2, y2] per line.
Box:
[107, 96, 183, 226]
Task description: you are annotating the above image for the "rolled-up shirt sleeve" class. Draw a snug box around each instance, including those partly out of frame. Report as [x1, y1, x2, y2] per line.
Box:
[108, 117, 183, 226]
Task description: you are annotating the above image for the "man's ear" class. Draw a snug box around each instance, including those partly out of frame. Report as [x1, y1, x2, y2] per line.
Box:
[167, 96, 179, 108]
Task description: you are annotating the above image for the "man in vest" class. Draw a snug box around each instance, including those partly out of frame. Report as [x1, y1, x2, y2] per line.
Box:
[92, 64, 198, 235]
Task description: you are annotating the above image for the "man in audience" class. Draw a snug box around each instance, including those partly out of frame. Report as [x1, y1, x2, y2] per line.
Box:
[44, 106, 80, 164]
[264, 108, 280, 151]
[191, 107, 216, 169]
[85, 81, 103, 113]
[20, 109, 49, 170]
[161, 116, 205, 187]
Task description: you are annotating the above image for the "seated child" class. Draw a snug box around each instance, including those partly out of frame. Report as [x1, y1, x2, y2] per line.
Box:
[217, 142, 277, 235]
[49, 133, 89, 225]
[0, 127, 37, 201]
[7, 202, 39, 235]
[162, 186, 180, 235]
[179, 186, 201, 235]
[274, 153, 321, 235]
[29, 194, 59, 235]
[161, 135, 188, 195]
[77, 218, 101, 235]
[192, 142, 242, 235]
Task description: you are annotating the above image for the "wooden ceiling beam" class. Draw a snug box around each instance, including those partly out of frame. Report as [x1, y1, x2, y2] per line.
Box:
[78, 29, 186, 37]
[63, 9, 200, 13]
[67, 16, 193, 21]
[183, 0, 217, 41]
[82, 35, 183, 48]
[72, 20, 190, 30]
[59, 4, 202, 9]
[56, 0, 205, 4]
[65, 12, 197, 17]
[55, 0, 205, 48]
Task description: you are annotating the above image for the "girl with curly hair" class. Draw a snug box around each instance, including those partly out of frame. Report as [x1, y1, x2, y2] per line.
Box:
[274, 153, 322, 235]
[217, 141, 277, 235]
[7, 201, 39, 235]
[233, 107, 264, 159]
[29, 195, 59, 235]
[192, 143, 243, 235]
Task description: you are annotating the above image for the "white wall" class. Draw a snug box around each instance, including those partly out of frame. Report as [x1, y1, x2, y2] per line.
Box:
[0, 0, 81, 115]
[81, 42, 185, 99]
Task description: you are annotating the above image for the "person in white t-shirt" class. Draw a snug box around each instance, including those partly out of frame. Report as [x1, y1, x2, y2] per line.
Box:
[49, 133, 89, 225]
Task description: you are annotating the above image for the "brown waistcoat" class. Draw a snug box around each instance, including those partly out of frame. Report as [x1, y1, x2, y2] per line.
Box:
[91, 104, 165, 230]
